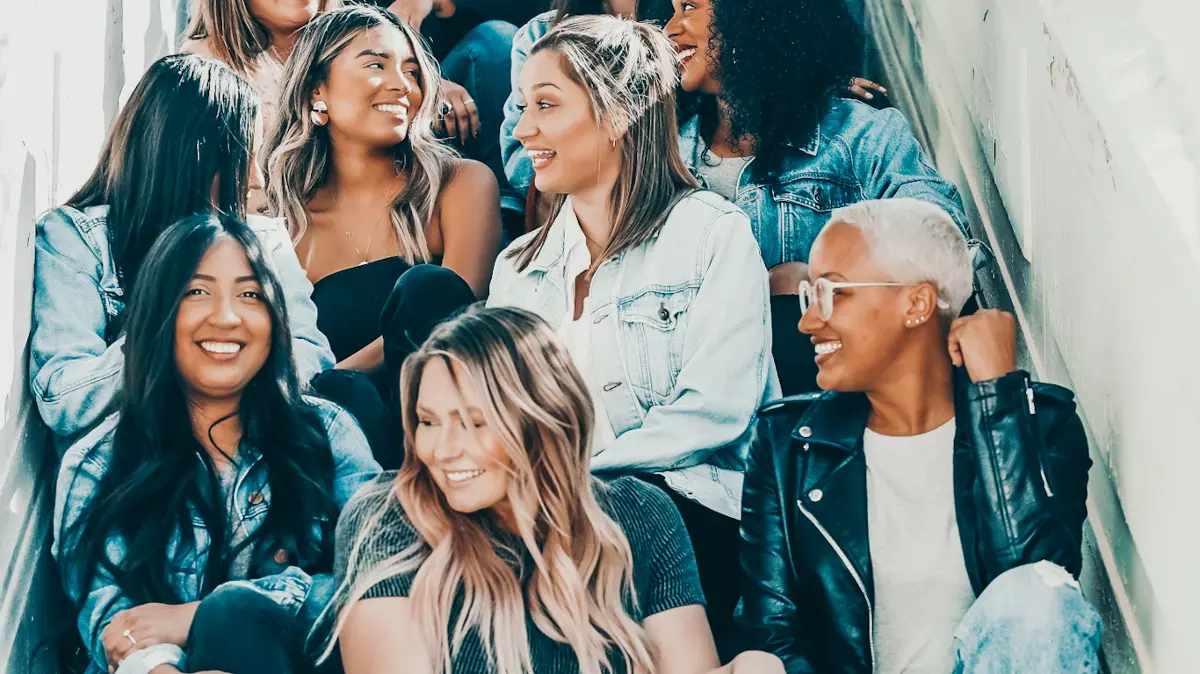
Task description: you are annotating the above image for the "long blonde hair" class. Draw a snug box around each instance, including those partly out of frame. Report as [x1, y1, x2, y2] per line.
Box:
[511, 15, 698, 271]
[184, 0, 342, 76]
[262, 5, 458, 259]
[328, 306, 656, 674]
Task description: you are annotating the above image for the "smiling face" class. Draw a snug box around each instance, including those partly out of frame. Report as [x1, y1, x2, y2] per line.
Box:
[512, 49, 621, 196]
[174, 238, 273, 405]
[413, 357, 513, 517]
[799, 222, 917, 392]
[665, 0, 720, 95]
[248, 0, 322, 35]
[313, 25, 425, 150]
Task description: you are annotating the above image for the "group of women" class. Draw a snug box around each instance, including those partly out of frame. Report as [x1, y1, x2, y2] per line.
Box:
[29, 0, 1103, 673]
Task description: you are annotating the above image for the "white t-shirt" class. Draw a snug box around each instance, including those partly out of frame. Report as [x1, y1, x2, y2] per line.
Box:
[557, 210, 618, 453]
[864, 419, 975, 674]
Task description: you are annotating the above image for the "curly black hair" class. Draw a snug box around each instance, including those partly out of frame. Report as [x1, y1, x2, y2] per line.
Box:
[706, 0, 863, 166]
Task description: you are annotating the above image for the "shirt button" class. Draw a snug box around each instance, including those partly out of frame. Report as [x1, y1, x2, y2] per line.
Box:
[808, 489, 824, 502]
[248, 492, 264, 506]
[274, 549, 290, 564]
[798, 426, 812, 438]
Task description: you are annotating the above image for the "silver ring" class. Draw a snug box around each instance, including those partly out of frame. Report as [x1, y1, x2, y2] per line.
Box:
[439, 100, 453, 116]
[123, 629, 137, 646]
[462, 97, 475, 105]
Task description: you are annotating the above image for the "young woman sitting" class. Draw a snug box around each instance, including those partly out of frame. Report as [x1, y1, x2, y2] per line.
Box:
[30, 54, 333, 453]
[326, 305, 783, 673]
[53, 215, 380, 674]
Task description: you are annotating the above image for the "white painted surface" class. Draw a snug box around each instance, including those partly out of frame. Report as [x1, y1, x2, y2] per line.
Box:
[867, 0, 1198, 671]
[0, 2, 180, 671]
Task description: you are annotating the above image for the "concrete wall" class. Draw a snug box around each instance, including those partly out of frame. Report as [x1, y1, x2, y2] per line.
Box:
[866, 0, 1199, 672]
[0, 2, 181, 671]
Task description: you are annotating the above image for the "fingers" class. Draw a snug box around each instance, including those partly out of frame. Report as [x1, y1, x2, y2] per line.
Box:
[947, 316, 966, 367]
[449, 95, 471, 144]
[464, 96, 481, 139]
[847, 77, 887, 102]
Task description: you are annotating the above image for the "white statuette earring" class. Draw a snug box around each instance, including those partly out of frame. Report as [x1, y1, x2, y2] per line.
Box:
[310, 100, 328, 126]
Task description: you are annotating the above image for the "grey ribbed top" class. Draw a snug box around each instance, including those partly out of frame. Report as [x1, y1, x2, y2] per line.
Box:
[333, 475, 705, 672]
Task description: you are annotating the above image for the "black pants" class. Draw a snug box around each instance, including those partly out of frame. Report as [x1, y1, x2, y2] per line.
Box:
[772, 295, 820, 396]
[186, 584, 341, 674]
[638, 474, 742, 661]
[310, 266, 476, 470]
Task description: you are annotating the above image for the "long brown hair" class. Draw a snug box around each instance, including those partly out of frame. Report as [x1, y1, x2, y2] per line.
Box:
[262, 4, 457, 259]
[509, 15, 698, 272]
[328, 306, 656, 674]
[185, 0, 342, 76]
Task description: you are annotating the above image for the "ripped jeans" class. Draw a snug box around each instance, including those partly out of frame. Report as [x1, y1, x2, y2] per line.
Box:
[953, 562, 1104, 673]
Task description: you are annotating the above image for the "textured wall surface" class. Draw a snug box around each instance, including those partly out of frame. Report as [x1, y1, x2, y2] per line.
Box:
[0, 2, 180, 671]
[867, 0, 1199, 672]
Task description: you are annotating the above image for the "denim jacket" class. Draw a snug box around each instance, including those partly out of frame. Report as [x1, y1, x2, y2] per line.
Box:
[677, 99, 970, 267]
[52, 397, 381, 674]
[500, 11, 554, 199]
[488, 191, 780, 518]
[30, 205, 335, 452]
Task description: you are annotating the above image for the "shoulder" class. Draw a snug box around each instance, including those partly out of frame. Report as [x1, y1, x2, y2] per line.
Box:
[516, 11, 555, 48]
[38, 205, 109, 238]
[593, 477, 680, 542]
[757, 391, 831, 416]
[445, 159, 499, 195]
[658, 190, 748, 239]
[59, 413, 121, 486]
[335, 474, 415, 554]
[823, 98, 915, 146]
[303, 395, 357, 434]
[180, 38, 216, 59]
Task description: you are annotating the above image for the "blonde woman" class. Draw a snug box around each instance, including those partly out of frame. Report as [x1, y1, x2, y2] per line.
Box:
[326, 306, 782, 673]
[263, 5, 500, 403]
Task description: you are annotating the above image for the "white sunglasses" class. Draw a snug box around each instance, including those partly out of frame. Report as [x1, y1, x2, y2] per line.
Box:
[799, 278, 949, 321]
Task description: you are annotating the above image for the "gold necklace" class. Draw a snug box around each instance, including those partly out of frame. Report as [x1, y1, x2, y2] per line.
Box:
[337, 186, 402, 266]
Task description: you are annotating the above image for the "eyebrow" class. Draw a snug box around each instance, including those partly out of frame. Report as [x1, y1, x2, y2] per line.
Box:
[357, 48, 391, 59]
[530, 82, 562, 92]
[192, 274, 259, 283]
[415, 404, 483, 416]
[817, 272, 849, 281]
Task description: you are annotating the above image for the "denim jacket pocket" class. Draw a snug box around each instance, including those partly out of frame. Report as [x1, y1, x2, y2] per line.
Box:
[772, 176, 862, 262]
[618, 287, 696, 404]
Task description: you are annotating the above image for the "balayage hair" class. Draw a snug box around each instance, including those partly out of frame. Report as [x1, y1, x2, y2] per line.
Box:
[262, 5, 458, 260]
[509, 15, 699, 272]
[328, 306, 655, 674]
[185, 0, 343, 77]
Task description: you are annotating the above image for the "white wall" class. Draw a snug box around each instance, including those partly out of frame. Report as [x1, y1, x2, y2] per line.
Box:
[866, 0, 1199, 671]
[0, 1, 180, 671]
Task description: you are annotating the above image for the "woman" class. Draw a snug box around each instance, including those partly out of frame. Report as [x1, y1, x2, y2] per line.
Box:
[30, 54, 333, 453]
[53, 215, 381, 674]
[264, 5, 500, 401]
[490, 15, 776, 643]
[739, 199, 1100, 673]
[327, 306, 782, 673]
[182, 0, 342, 127]
[665, 0, 971, 394]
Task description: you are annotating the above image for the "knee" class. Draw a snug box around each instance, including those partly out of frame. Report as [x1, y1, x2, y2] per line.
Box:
[384, 265, 475, 331]
[959, 562, 1103, 648]
[193, 584, 290, 637]
[311, 369, 378, 401]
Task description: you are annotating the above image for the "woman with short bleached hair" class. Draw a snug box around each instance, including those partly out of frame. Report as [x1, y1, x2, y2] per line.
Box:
[326, 306, 782, 673]
[739, 198, 1100, 673]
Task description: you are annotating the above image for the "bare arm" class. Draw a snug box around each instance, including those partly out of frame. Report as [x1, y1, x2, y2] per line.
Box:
[336, 337, 386, 374]
[435, 160, 502, 298]
[339, 596, 434, 674]
[643, 605, 785, 674]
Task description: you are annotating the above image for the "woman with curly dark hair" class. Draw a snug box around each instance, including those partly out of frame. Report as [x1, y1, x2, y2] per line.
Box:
[666, 0, 972, 394]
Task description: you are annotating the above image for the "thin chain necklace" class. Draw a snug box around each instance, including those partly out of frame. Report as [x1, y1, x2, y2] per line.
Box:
[336, 184, 403, 266]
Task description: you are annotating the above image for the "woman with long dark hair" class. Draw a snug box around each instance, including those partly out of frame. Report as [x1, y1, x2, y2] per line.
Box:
[665, 0, 972, 394]
[53, 215, 380, 674]
[30, 54, 334, 452]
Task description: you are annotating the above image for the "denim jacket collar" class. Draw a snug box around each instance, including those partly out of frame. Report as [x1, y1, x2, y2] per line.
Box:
[677, 113, 822, 171]
[518, 199, 573, 276]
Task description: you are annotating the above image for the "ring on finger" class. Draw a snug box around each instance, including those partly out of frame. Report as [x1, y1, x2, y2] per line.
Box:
[439, 100, 453, 116]
[462, 97, 475, 105]
[122, 629, 137, 646]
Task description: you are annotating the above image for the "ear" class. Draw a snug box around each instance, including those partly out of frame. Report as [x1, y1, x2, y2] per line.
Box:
[903, 282, 940, 328]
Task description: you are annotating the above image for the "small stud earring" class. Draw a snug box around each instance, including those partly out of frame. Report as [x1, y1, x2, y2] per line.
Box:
[906, 319, 913, 326]
[310, 100, 328, 126]
[611, 138, 617, 149]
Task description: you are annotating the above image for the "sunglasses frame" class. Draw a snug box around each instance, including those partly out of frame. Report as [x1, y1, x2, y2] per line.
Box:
[798, 278, 950, 321]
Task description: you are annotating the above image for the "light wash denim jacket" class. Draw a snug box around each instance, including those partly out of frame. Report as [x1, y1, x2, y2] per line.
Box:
[487, 191, 780, 518]
[500, 11, 554, 199]
[677, 98, 970, 267]
[52, 397, 381, 674]
[30, 205, 335, 452]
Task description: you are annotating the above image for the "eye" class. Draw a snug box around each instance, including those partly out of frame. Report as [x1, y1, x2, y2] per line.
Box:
[536, 100, 553, 110]
[366, 61, 385, 70]
[403, 66, 420, 78]
[515, 103, 527, 112]
[183, 287, 208, 297]
[417, 418, 437, 428]
[240, 290, 264, 300]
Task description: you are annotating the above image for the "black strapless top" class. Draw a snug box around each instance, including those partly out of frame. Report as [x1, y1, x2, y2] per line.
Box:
[312, 257, 413, 362]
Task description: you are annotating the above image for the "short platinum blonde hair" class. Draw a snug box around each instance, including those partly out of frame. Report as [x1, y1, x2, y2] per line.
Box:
[827, 198, 974, 318]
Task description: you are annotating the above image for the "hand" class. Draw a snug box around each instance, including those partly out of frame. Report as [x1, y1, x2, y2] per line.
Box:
[102, 603, 199, 668]
[947, 309, 1018, 382]
[845, 76, 888, 102]
[722, 650, 786, 674]
[386, 0, 434, 29]
[768, 261, 809, 296]
[435, 80, 481, 144]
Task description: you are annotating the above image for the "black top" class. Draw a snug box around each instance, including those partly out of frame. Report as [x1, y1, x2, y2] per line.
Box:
[312, 257, 412, 363]
[333, 475, 706, 672]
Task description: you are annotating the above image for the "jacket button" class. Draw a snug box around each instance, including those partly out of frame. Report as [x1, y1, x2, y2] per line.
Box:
[658, 305, 670, 322]
[274, 549, 290, 564]
[248, 492, 264, 506]
[808, 489, 824, 502]
[802, 443, 810, 451]
[798, 426, 812, 438]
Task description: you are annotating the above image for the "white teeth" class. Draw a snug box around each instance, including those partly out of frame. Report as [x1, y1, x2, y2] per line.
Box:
[814, 341, 843, 356]
[200, 341, 242, 354]
[374, 104, 407, 114]
[677, 48, 697, 62]
[528, 150, 556, 168]
[446, 469, 484, 482]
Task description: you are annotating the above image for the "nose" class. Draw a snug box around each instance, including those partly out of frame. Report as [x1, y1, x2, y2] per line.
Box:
[386, 67, 413, 97]
[797, 301, 823, 336]
[512, 106, 535, 142]
[208, 294, 244, 329]
[665, 9, 683, 40]
[432, 420, 469, 463]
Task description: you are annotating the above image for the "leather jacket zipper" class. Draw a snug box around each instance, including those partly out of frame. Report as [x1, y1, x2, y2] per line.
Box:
[797, 500, 876, 671]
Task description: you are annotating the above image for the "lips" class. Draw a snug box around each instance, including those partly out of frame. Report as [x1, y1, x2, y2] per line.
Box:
[676, 47, 698, 65]
[198, 340, 245, 361]
[813, 340, 843, 364]
[527, 148, 556, 169]
[372, 102, 408, 118]
[445, 468, 485, 484]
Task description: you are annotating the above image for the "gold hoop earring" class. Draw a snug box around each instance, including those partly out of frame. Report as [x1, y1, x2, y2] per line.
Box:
[310, 100, 328, 126]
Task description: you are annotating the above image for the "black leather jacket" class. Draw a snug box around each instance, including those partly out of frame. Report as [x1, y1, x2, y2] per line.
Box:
[737, 370, 1092, 673]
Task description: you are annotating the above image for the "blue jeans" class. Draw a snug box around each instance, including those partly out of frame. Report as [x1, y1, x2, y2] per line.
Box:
[953, 562, 1104, 673]
[440, 20, 521, 214]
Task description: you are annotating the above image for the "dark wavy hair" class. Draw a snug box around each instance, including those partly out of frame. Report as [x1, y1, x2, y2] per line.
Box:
[68, 54, 259, 294]
[65, 215, 337, 606]
[703, 0, 862, 167]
